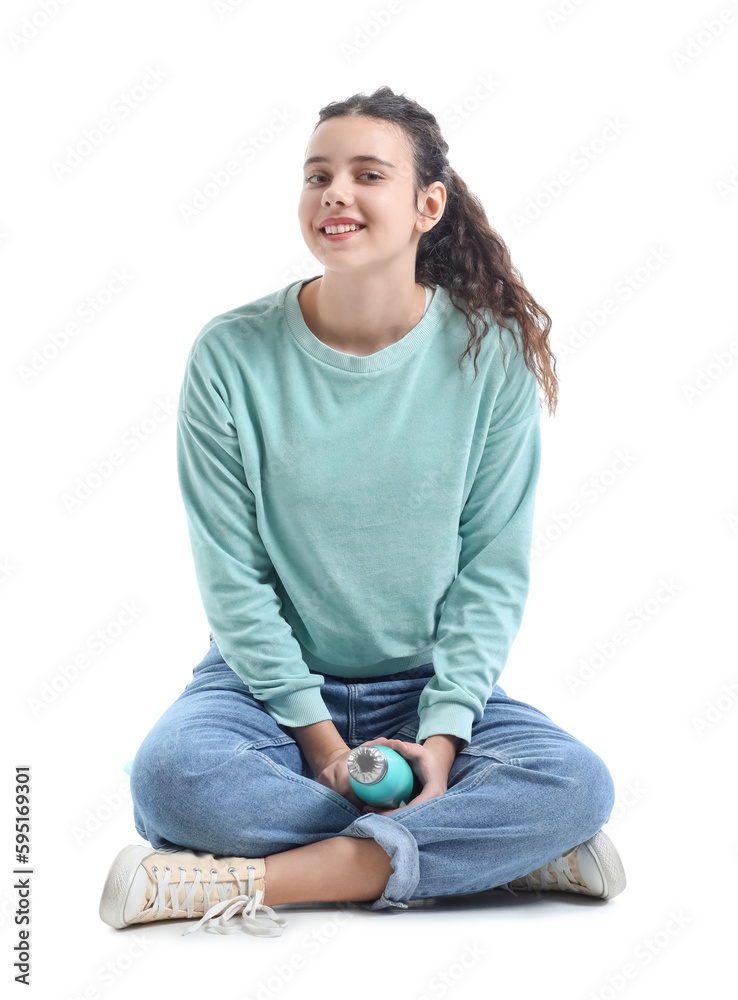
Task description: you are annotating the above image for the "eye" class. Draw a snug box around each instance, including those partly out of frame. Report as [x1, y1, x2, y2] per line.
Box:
[304, 170, 384, 184]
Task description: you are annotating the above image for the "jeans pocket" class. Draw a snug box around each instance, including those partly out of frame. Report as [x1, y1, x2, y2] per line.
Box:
[236, 733, 297, 752]
[235, 731, 311, 780]
[456, 746, 513, 764]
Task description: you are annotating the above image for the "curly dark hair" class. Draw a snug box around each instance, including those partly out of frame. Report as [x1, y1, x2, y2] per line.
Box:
[311, 85, 559, 416]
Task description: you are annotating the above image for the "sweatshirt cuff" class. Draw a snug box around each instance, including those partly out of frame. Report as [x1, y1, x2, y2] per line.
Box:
[416, 703, 475, 751]
[264, 686, 333, 730]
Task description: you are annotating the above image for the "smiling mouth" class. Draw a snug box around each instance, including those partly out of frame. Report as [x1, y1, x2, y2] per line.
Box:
[319, 225, 366, 233]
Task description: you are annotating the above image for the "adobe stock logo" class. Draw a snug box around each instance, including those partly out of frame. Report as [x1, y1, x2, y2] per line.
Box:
[7, 0, 72, 52]
[672, 1, 738, 72]
[565, 577, 682, 695]
[586, 909, 691, 1000]
[680, 338, 738, 403]
[691, 680, 738, 737]
[532, 448, 637, 559]
[27, 601, 144, 717]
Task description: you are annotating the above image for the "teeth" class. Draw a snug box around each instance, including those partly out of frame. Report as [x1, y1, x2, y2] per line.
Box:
[322, 224, 364, 234]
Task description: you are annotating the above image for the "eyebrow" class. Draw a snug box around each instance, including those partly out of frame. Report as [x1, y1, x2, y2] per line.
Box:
[303, 155, 396, 170]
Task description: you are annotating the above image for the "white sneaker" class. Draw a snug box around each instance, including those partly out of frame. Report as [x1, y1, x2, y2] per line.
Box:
[497, 829, 627, 899]
[99, 844, 286, 936]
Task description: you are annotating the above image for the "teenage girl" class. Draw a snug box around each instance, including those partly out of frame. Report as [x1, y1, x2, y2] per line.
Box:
[100, 86, 626, 938]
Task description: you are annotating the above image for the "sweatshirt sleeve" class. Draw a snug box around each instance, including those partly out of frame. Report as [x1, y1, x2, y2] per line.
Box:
[176, 339, 332, 730]
[416, 332, 542, 750]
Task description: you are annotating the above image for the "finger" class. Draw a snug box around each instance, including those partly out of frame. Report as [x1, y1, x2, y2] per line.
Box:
[362, 799, 413, 816]
[385, 739, 418, 754]
[406, 786, 443, 807]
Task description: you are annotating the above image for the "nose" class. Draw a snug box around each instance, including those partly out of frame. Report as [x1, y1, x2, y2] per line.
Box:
[322, 177, 352, 206]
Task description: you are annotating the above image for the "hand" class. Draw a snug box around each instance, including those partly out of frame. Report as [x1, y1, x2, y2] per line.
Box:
[313, 745, 366, 810]
[357, 737, 450, 816]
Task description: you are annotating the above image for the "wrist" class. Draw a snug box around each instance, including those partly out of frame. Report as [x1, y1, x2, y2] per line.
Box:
[283, 719, 347, 774]
[421, 733, 464, 767]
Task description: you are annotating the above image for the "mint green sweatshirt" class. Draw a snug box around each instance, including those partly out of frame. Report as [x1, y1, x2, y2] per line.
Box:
[176, 276, 542, 749]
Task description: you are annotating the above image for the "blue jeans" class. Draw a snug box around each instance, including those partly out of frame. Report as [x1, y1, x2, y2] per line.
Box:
[131, 637, 615, 911]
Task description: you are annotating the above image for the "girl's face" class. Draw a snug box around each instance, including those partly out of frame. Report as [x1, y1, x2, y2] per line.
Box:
[298, 115, 430, 277]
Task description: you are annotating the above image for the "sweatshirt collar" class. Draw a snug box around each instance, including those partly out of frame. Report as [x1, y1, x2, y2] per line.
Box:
[283, 277, 449, 372]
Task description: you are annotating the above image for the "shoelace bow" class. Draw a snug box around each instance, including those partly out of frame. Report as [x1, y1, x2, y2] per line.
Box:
[499, 852, 582, 897]
[143, 862, 286, 936]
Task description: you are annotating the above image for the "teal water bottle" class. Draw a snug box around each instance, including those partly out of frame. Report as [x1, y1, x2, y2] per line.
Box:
[347, 745, 420, 808]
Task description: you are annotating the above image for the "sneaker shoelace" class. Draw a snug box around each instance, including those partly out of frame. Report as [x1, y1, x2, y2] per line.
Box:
[144, 862, 286, 936]
[499, 852, 582, 896]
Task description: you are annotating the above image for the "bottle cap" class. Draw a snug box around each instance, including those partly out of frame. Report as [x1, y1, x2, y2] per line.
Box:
[347, 746, 388, 785]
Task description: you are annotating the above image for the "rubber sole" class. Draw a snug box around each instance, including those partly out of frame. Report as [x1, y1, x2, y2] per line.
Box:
[99, 844, 153, 929]
[582, 829, 627, 899]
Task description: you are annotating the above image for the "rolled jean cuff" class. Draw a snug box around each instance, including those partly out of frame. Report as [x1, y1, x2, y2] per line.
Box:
[337, 812, 419, 911]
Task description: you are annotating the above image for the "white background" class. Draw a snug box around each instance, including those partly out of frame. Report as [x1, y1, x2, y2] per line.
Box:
[3, 0, 736, 996]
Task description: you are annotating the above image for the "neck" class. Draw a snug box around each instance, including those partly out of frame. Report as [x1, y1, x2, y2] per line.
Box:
[298, 271, 428, 356]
